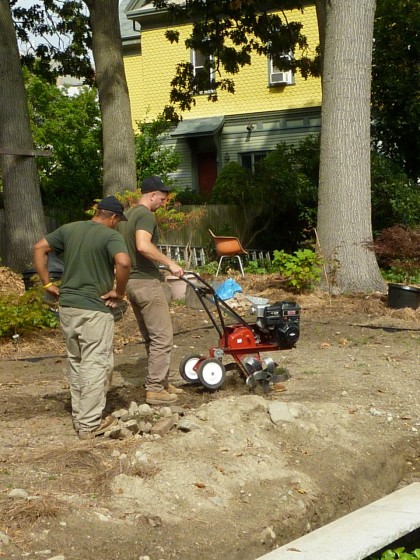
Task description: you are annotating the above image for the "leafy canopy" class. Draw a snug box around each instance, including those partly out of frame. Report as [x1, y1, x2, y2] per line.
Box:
[11, 0, 93, 83]
[153, 0, 320, 119]
[25, 68, 102, 223]
[372, 0, 420, 181]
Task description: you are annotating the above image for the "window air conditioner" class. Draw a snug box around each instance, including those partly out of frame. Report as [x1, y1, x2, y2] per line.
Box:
[270, 70, 294, 85]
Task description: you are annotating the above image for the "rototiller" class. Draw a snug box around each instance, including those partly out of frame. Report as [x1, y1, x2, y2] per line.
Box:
[176, 271, 300, 392]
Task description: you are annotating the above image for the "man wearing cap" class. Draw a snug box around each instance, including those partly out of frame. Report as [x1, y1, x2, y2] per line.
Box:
[33, 196, 131, 439]
[118, 176, 185, 405]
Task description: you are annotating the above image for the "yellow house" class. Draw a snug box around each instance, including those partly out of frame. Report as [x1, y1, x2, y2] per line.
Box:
[120, 0, 322, 193]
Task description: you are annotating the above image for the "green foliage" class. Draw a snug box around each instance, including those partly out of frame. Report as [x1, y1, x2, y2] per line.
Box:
[252, 139, 319, 250]
[243, 260, 270, 275]
[12, 1, 94, 84]
[25, 68, 102, 223]
[369, 547, 420, 559]
[156, 0, 320, 119]
[210, 162, 255, 205]
[175, 187, 209, 205]
[382, 267, 420, 285]
[271, 249, 322, 292]
[372, 0, 420, 181]
[134, 116, 181, 185]
[196, 261, 219, 275]
[371, 153, 420, 231]
[0, 289, 59, 337]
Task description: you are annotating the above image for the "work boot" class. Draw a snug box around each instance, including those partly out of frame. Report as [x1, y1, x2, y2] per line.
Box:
[167, 383, 185, 395]
[146, 390, 178, 406]
[78, 415, 116, 440]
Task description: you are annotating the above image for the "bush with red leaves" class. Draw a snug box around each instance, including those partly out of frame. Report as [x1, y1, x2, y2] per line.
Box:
[372, 226, 420, 281]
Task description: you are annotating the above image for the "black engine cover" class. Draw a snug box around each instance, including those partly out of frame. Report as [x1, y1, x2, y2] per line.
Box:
[263, 301, 300, 347]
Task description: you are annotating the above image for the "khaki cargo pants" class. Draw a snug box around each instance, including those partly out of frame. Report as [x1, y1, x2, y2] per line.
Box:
[59, 307, 114, 432]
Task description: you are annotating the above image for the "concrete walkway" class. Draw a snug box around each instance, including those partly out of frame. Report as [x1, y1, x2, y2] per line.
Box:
[257, 482, 420, 560]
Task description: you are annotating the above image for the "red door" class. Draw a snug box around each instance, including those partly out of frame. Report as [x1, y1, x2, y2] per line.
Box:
[197, 152, 217, 195]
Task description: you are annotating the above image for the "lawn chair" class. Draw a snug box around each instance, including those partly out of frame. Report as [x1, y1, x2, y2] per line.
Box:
[208, 229, 248, 276]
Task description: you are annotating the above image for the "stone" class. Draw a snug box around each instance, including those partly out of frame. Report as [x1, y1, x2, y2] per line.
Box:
[124, 419, 140, 434]
[138, 404, 152, 417]
[109, 425, 122, 439]
[150, 416, 175, 437]
[178, 419, 202, 432]
[0, 532, 10, 545]
[8, 488, 28, 499]
[268, 401, 294, 424]
[195, 409, 208, 421]
[160, 406, 173, 418]
[138, 421, 152, 434]
[260, 526, 276, 544]
[128, 401, 139, 417]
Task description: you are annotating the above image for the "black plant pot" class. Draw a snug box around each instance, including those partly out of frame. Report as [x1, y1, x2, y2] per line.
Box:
[387, 283, 420, 310]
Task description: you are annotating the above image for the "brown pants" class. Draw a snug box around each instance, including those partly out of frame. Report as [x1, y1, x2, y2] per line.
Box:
[126, 279, 173, 392]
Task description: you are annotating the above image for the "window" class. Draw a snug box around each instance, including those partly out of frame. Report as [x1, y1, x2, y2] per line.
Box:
[269, 53, 294, 86]
[191, 50, 215, 93]
[240, 152, 267, 172]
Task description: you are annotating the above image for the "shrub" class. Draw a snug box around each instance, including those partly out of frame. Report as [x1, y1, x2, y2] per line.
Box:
[372, 225, 420, 284]
[369, 547, 420, 559]
[0, 288, 59, 337]
[371, 153, 420, 231]
[210, 162, 254, 205]
[271, 248, 322, 292]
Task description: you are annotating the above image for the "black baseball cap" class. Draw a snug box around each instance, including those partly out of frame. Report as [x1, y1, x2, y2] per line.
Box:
[141, 176, 172, 194]
[97, 195, 127, 221]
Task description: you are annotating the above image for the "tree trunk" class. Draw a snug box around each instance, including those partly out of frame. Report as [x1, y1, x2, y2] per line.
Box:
[84, 0, 137, 196]
[317, 0, 385, 293]
[314, 0, 326, 75]
[0, 0, 47, 271]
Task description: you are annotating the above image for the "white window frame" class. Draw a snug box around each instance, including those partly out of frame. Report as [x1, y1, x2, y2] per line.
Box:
[191, 50, 215, 93]
[269, 53, 294, 86]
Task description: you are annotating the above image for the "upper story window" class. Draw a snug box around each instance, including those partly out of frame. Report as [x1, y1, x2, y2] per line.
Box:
[269, 53, 294, 86]
[191, 50, 215, 93]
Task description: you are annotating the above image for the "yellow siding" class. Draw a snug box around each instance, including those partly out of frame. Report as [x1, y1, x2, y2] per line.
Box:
[124, 5, 321, 127]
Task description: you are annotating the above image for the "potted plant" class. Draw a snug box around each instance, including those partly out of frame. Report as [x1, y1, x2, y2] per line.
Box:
[372, 225, 420, 309]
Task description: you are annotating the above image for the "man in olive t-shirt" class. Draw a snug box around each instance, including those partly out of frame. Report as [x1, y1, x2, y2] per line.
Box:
[34, 196, 131, 439]
[117, 176, 185, 406]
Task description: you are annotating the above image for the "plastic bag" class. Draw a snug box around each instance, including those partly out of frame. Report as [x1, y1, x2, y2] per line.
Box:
[215, 278, 242, 301]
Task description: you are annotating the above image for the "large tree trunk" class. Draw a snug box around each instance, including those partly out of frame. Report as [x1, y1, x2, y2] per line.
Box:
[317, 0, 385, 293]
[84, 0, 137, 196]
[0, 0, 46, 271]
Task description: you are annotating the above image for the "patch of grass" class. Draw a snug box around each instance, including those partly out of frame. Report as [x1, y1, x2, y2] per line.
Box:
[301, 369, 319, 376]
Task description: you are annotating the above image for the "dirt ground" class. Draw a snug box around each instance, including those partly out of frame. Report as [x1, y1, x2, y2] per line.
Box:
[0, 273, 419, 560]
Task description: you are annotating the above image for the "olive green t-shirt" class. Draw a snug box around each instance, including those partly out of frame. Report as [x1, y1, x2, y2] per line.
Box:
[45, 221, 128, 313]
[117, 205, 161, 280]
